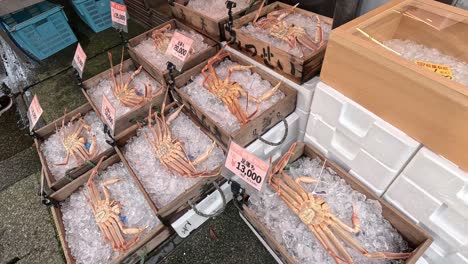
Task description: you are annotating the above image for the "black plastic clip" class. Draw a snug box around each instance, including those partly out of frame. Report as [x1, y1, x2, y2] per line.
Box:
[168, 0, 175, 6]
[103, 124, 117, 147]
[166, 61, 177, 90]
[225, 1, 237, 44]
[229, 180, 247, 211]
[73, 68, 84, 89]
[39, 168, 59, 207]
[119, 29, 128, 47]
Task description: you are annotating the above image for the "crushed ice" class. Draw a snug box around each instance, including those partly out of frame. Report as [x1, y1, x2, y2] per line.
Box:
[133, 28, 210, 71]
[60, 162, 160, 264]
[186, 0, 251, 20]
[384, 39, 468, 86]
[179, 59, 285, 133]
[241, 12, 332, 57]
[249, 157, 409, 264]
[87, 70, 163, 118]
[41, 111, 109, 182]
[123, 111, 225, 208]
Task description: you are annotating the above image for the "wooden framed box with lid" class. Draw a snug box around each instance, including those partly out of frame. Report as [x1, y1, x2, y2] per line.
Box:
[320, 0, 468, 170]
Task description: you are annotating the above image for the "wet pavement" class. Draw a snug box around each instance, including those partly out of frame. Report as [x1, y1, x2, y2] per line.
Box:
[0, 5, 276, 264]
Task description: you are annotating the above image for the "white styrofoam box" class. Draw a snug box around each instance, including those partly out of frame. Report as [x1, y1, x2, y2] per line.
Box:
[309, 82, 420, 170]
[224, 44, 318, 113]
[305, 113, 404, 195]
[296, 107, 309, 133]
[385, 147, 468, 253]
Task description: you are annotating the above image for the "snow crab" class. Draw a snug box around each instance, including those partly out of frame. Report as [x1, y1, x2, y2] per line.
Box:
[108, 48, 156, 108]
[141, 91, 220, 178]
[83, 156, 146, 252]
[253, 0, 324, 52]
[201, 46, 281, 125]
[267, 143, 413, 264]
[54, 112, 99, 166]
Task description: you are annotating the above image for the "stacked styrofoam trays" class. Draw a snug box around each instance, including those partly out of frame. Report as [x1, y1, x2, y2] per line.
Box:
[384, 147, 468, 263]
[224, 44, 318, 141]
[247, 112, 299, 162]
[304, 82, 420, 195]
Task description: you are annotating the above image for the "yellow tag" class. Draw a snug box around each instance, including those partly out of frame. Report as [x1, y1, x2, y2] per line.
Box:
[415, 60, 454, 80]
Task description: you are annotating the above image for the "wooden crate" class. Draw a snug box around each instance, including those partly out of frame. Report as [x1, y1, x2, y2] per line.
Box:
[231, 2, 333, 84]
[128, 19, 219, 85]
[169, 0, 260, 41]
[81, 58, 167, 137]
[320, 0, 468, 170]
[174, 50, 297, 148]
[34, 103, 115, 191]
[49, 153, 173, 264]
[114, 104, 228, 223]
[241, 142, 432, 264]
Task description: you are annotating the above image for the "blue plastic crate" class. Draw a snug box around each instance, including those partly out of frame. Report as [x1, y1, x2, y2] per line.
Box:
[72, 0, 125, 33]
[0, 1, 77, 60]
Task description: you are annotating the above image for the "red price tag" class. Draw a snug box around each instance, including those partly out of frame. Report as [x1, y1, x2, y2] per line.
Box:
[111, 1, 127, 26]
[225, 141, 269, 191]
[165, 32, 194, 62]
[101, 94, 116, 131]
[72, 43, 86, 78]
[28, 95, 43, 131]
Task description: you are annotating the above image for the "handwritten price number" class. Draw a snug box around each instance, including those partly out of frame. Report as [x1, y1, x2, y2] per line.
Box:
[113, 13, 125, 21]
[236, 158, 262, 184]
[104, 106, 114, 126]
[174, 41, 188, 57]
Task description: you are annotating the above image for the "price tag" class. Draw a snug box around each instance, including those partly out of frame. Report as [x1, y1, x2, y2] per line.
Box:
[111, 1, 128, 32]
[28, 95, 43, 132]
[415, 60, 454, 80]
[72, 43, 86, 78]
[225, 141, 269, 191]
[165, 32, 194, 62]
[101, 94, 116, 131]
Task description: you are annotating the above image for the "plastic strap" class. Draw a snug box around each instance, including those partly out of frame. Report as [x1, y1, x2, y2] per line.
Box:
[188, 182, 226, 218]
[138, 247, 147, 264]
[39, 167, 59, 207]
[254, 114, 288, 146]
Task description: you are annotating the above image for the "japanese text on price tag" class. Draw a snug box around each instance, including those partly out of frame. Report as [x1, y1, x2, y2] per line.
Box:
[111, 1, 128, 32]
[28, 95, 43, 131]
[165, 32, 194, 62]
[72, 43, 86, 78]
[101, 94, 116, 131]
[225, 141, 269, 191]
[415, 60, 454, 80]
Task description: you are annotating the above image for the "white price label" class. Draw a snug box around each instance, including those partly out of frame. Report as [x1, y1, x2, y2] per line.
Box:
[225, 141, 269, 191]
[72, 43, 87, 78]
[165, 31, 194, 62]
[28, 95, 43, 131]
[101, 94, 116, 131]
[111, 1, 128, 32]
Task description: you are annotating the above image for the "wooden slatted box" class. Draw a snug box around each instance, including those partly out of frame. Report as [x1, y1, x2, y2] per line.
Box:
[49, 153, 173, 264]
[81, 58, 167, 137]
[320, 0, 468, 171]
[231, 2, 333, 84]
[34, 103, 115, 191]
[241, 142, 432, 264]
[169, 0, 260, 41]
[173, 50, 297, 148]
[128, 19, 219, 85]
[114, 103, 228, 223]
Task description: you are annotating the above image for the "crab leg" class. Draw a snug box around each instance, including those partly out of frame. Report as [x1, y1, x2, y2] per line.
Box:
[330, 204, 361, 234]
[321, 224, 354, 263]
[54, 153, 70, 166]
[109, 213, 146, 235]
[192, 141, 216, 166]
[101, 178, 121, 204]
[313, 226, 347, 264]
